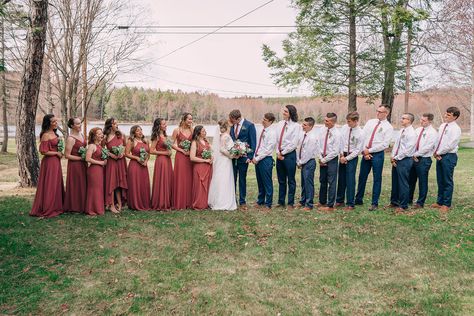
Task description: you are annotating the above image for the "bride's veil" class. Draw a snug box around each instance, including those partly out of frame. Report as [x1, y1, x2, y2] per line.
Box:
[212, 124, 221, 157]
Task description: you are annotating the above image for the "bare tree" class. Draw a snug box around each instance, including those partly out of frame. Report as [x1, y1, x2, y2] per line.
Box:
[16, 0, 48, 187]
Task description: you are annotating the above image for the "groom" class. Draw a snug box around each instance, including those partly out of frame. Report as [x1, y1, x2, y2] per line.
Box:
[229, 109, 257, 210]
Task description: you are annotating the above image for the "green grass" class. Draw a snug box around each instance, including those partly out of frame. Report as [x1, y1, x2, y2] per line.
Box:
[0, 147, 473, 315]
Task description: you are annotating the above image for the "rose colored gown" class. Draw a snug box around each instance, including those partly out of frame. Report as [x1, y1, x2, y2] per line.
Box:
[30, 137, 64, 218]
[127, 142, 151, 211]
[151, 137, 174, 210]
[192, 140, 213, 210]
[63, 137, 87, 213]
[105, 135, 128, 206]
[85, 145, 105, 216]
[173, 130, 193, 209]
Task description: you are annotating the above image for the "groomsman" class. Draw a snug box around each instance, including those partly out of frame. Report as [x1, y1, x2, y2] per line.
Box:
[317, 113, 342, 211]
[355, 105, 394, 211]
[276, 105, 301, 209]
[229, 109, 257, 210]
[336, 112, 364, 211]
[432, 107, 462, 213]
[408, 113, 437, 208]
[252, 113, 277, 210]
[296, 117, 319, 211]
[389, 113, 416, 213]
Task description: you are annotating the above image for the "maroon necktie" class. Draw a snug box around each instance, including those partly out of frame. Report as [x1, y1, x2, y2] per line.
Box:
[255, 129, 265, 156]
[367, 121, 381, 149]
[278, 122, 287, 153]
[395, 129, 405, 157]
[234, 123, 240, 138]
[415, 128, 425, 151]
[434, 124, 448, 154]
[322, 128, 329, 157]
[347, 128, 353, 153]
[299, 133, 307, 159]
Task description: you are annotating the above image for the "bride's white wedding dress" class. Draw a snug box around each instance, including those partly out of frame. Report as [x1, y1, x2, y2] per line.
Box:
[208, 132, 237, 210]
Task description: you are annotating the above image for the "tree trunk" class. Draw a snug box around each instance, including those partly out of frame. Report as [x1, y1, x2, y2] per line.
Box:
[471, 39, 474, 141]
[16, 0, 48, 187]
[348, 0, 357, 113]
[1, 14, 8, 153]
[404, 25, 412, 114]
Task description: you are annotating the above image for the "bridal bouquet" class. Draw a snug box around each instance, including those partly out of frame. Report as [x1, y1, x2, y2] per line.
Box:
[179, 140, 191, 152]
[229, 140, 252, 156]
[78, 146, 87, 160]
[165, 138, 173, 150]
[202, 149, 212, 159]
[57, 138, 65, 153]
[139, 147, 148, 162]
[111, 145, 124, 156]
[101, 147, 110, 160]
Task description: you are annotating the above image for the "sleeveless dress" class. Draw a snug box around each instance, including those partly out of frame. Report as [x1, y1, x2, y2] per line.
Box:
[105, 135, 128, 206]
[64, 137, 87, 213]
[172, 130, 193, 209]
[192, 140, 213, 210]
[85, 145, 105, 216]
[127, 142, 151, 211]
[30, 137, 64, 218]
[151, 137, 174, 210]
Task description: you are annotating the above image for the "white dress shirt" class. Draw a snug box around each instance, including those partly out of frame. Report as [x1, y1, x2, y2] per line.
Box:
[339, 124, 364, 161]
[317, 126, 342, 163]
[362, 118, 394, 153]
[276, 120, 301, 155]
[435, 121, 462, 155]
[297, 129, 319, 166]
[391, 125, 416, 160]
[254, 124, 277, 162]
[413, 125, 437, 157]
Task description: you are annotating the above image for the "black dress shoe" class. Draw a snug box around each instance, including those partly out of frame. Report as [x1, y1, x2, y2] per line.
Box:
[354, 201, 363, 206]
[368, 205, 378, 211]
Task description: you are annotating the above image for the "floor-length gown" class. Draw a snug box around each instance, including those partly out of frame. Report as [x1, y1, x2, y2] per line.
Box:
[85, 145, 105, 215]
[173, 131, 193, 209]
[105, 135, 128, 206]
[208, 133, 237, 210]
[127, 142, 151, 210]
[64, 137, 87, 213]
[151, 137, 174, 210]
[30, 137, 64, 218]
[192, 140, 213, 210]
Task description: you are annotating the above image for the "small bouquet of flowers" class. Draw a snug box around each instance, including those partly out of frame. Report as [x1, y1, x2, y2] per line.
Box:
[111, 145, 125, 157]
[57, 138, 65, 153]
[101, 147, 110, 160]
[139, 147, 148, 162]
[229, 140, 252, 157]
[165, 138, 173, 150]
[202, 149, 212, 159]
[179, 139, 191, 152]
[78, 146, 87, 160]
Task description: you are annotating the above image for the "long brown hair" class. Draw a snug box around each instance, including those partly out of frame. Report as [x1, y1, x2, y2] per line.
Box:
[103, 117, 122, 139]
[151, 118, 167, 141]
[129, 125, 147, 144]
[88, 127, 102, 145]
[40, 114, 59, 138]
[179, 112, 192, 128]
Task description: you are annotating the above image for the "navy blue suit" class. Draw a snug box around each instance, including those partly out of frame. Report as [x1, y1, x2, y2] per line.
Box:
[230, 119, 257, 205]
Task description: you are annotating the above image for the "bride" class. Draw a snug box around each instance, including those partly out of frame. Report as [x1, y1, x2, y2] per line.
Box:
[208, 119, 237, 210]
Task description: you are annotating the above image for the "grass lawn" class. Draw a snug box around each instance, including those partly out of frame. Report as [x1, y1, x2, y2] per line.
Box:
[0, 146, 473, 315]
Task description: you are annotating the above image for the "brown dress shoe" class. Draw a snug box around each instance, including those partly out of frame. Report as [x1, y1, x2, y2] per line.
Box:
[239, 205, 249, 211]
[385, 203, 398, 209]
[287, 205, 295, 210]
[319, 206, 335, 212]
[413, 204, 423, 209]
[431, 203, 442, 209]
[302, 207, 312, 212]
[395, 207, 405, 214]
[439, 205, 450, 213]
[344, 206, 355, 211]
[335, 202, 345, 208]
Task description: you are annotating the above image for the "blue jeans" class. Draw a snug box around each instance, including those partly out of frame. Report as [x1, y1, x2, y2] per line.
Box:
[390, 157, 413, 209]
[255, 156, 274, 208]
[408, 157, 432, 206]
[336, 156, 359, 207]
[299, 159, 316, 208]
[276, 151, 297, 206]
[319, 157, 338, 207]
[355, 151, 384, 206]
[436, 153, 458, 207]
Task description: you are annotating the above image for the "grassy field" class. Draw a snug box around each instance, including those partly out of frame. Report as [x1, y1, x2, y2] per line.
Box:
[0, 145, 473, 315]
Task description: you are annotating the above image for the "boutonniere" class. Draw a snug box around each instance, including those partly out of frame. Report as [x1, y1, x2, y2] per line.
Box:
[444, 129, 448, 134]
[241, 126, 247, 131]
[351, 135, 355, 142]
[285, 125, 288, 132]
[328, 132, 332, 138]
[378, 127, 383, 133]
[422, 133, 426, 138]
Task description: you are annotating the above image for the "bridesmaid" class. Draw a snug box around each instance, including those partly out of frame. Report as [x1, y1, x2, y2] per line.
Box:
[103, 118, 128, 213]
[30, 114, 64, 218]
[171, 113, 194, 209]
[85, 128, 107, 216]
[150, 118, 174, 210]
[190, 125, 213, 210]
[125, 125, 151, 211]
[63, 117, 87, 213]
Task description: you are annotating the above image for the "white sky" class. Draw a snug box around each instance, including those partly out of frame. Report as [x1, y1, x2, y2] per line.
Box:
[116, 0, 313, 97]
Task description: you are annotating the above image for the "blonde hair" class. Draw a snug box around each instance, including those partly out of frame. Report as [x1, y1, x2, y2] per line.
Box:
[218, 119, 229, 133]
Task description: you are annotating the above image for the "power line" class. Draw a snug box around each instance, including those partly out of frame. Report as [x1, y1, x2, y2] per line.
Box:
[119, 25, 301, 29]
[155, 0, 275, 61]
[134, 31, 293, 35]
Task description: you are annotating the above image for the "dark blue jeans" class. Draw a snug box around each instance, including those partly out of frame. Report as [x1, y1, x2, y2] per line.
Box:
[233, 160, 249, 205]
[390, 157, 414, 209]
[319, 157, 338, 207]
[355, 151, 384, 206]
[436, 153, 458, 207]
[276, 150, 297, 206]
[299, 159, 316, 208]
[408, 157, 432, 206]
[255, 156, 274, 208]
[336, 157, 359, 207]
